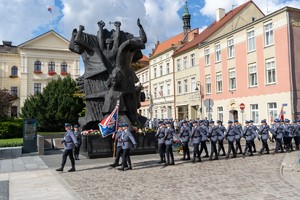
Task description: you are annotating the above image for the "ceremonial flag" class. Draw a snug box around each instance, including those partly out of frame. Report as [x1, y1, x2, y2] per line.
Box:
[278, 105, 284, 121]
[47, 6, 52, 13]
[98, 105, 119, 138]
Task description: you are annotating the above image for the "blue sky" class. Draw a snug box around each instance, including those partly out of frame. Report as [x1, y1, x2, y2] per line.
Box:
[0, 0, 299, 73]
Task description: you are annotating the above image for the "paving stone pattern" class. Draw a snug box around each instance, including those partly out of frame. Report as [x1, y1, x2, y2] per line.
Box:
[0, 180, 9, 200]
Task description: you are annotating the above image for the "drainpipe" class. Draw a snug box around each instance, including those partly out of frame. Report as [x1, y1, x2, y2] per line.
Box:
[173, 54, 177, 119]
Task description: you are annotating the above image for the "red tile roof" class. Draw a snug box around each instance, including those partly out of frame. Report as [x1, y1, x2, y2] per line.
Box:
[173, 0, 259, 56]
[140, 55, 149, 62]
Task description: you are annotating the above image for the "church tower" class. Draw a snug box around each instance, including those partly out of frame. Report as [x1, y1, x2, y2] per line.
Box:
[182, 1, 191, 34]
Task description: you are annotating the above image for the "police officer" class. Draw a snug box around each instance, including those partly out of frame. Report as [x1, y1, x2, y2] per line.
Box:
[73, 125, 82, 160]
[208, 120, 219, 160]
[155, 121, 166, 163]
[258, 119, 270, 154]
[56, 123, 78, 172]
[164, 121, 175, 166]
[271, 119, 284, 153]
[284, 118, 294, 152]
[179, 120, 191, 160]
[110, 124, 125, 168]
[233, 120, 243, 154]
[243, 121, 253, 156]
[225, 120, 236, 158]
[249, 120, 259, 153]
[191, 120, 201, 163]
[295, 119, 300, 150]
[198, 120, 209, 158]
[119, 123, 137, 171]
[217, 120, 226, 156]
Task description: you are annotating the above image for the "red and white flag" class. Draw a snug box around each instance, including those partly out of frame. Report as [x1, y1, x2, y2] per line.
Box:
[47, 6, 52, 13]
[278, 106, 284, 121]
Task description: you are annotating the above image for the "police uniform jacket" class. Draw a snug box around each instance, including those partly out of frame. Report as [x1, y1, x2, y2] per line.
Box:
[164, 127, 175, 145]
[191, 125, 200, 144]
[295, 124, 300, 137]
[74, 131, 82, 145]
[155, 127, 165, 144]
[271, 124, 284, 139]
[217, 125, 226, 140]
[259, 125, 270, 140]
[208, 126, 219, 142]
[198, 125, 208, 142]
[284, 124, 295, 137]
[116, 130, 123, 147]
[225, 125, 235, 142]
[250, 125, 259, 139]
[63, 130, 78, 150]
[243, 126, 253, 141]
[180, 126, 191, 142]
[121, 129, 137, 150]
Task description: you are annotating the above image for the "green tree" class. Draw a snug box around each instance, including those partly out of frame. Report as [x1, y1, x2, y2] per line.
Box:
[0, 88, 18, 119]
[20, 76, 85, 131]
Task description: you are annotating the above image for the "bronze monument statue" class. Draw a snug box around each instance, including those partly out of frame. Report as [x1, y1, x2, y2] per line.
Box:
[69, 19, 147, 130]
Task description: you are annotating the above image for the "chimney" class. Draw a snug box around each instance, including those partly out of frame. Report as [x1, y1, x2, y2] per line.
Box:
[216, 8, 225, 21]
[2, 41, 12, 47]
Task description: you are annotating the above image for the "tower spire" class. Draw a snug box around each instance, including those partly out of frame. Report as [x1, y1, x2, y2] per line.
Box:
[182, 1, 191, 34]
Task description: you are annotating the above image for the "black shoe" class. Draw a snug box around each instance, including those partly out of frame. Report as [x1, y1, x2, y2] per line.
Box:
[126, 167, 132, 170]
[118, 168, 125, 171]
[110, 164, 116, 168]
[68, 167, 75, 172]
[191, 159, 196, 163]
[249, 154, 253, 156]
[238, 152, 243, 154]
[266, 152, 270, 154]
[213, 157, 218, 160]
[196, 159, 201, 162]
[225, 155, 229, 159]
[158, 161, 163, 164]
[231, 155, 236, 158]
[204, 155, 209, 158]
[56, 168, 63, 171]
[170, 162, 175, 165]
[221, 154, 226, 156]
[186, 157, 191, 160]
[181, 158, 187, 160]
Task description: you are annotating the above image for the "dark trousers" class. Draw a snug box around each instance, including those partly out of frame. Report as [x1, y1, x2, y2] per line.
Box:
[61, 149, 75, 168]
[235, 139, 242, 154]
[114, 146, 123, 165]
[199, 141, 208, 156]
[193, 143, 200, 161]
[260, 139, 269, 153]
[286, 137, 293, 151]
[244, 140, 253, 155]
[210, 141, 218, 159]
[294, 136, 299, 149]
[158, 143, 166, 162]
[122, 148, 131, 169]
[218, 140, 226, 155]
[74, 144, 81, 159]
[165, 144, 174, 164]
[182, 141, 190, 159]
[251, 140, 256, 152]
[227, 141, 236, 157]
[275, 138, 284, 153]
[283, 136, 288, 148]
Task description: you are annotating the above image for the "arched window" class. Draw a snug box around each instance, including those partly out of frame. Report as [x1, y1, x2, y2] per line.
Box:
[34, 61, 41, 71]
[11, 66, 18, 76]
[61, 62, 67, 72]
[48, 61, 55, 72]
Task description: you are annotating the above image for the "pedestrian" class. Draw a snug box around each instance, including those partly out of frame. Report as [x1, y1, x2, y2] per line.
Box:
[208, 120, 218, 160]
[119, 123, 137, 171]
[283, 118, 294, 152]
[225, 120, 236, 158]
[198, 120, 209, 158]
[73, 125, 82, 160]
[243, 121, 253, 156]
[271, 119, 284, 153]
[217, 120, 226, 156]
[233, 120, 243, 154]
[179, 120, 191, 160]
[110, 124, 125, 168]
[258, 119, 270, 154]
[164, 121, 175, 166]
[191, 120, 201, 163]
[56, 123, 78, 172]
[155, 121, 166, 164]
[249, 120, 259, 153]
[295, 119, 300, 150]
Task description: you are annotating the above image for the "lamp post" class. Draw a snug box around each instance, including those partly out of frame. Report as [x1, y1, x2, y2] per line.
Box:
[195, 81, 203, 119]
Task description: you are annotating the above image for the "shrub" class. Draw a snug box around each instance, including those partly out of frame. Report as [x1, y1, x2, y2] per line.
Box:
[0, 119, 23, 139]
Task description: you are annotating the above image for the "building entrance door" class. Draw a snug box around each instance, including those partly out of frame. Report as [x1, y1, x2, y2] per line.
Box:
[229, 110, 238, 121]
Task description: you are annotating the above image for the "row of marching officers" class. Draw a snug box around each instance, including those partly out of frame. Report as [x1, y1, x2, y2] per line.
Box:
[155, 118, 300, 165]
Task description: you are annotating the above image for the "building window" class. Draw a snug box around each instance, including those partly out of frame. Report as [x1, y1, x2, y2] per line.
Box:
[11, 106, 18, 117]
[250, 104, 259, 124]
[205, 75, 211, 94]
[266, 59, 276, 84]
[177, 59, 181, 71]
[184, 79, 188, 93]
[205, 48, 210, 66]
[227, 38, 234, 58]
[177, 81, 182, 94]
[141, 74, 144, 83]
[166, 63, 170, 74]
[154, 67, 157, 78]
[145, 89, 149, 99]
[11, 66, 18, 77]
[145, 72, 148, 81]
[215, 43, 221, 62]
[48, 61, 55, 72]
[34, 61, 41, 72]
[183, 56, 187, 69]
[217, 107, 223, 121]
[216, 73, 222, 92]
[61, 62, 68, 72]
[264, 22, 273, 46]
[34, 83, 42, 95]
[11, 87, 18, 97]
[268, 103, 278, 122]
[191, 77, 196, 92]
[167, 82, 171, 96]
[247, 30, 255, 52]
[190, 53, 195, 67]
[161, 109, 164, 119]
[155, 110, 158, 119]
[249, 64, 257, 87]
[154, 86, 157, 98]
[159, 85, 164, 97]
[229, 69, 236, 90]
[159, 65, 163, 76]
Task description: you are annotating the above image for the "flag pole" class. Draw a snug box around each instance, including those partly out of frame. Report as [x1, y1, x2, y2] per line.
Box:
[113, 99, 120, 158]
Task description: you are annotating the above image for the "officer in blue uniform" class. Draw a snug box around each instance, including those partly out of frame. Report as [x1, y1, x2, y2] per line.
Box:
[217, 120, 226, 156]
[271, 119, 284, 153]
[110, 124, 125, 168]
[225, 120, 236, 158]
[208, 120, 219, 160]
[164, 121, 175, 166]
[284, 118, 294, 152]
[249, 120, 259, 153]
[73, 125, 82, 160]
[243, 121, 253, 156]
[295, 119, 300, 150]
[56, 123, 78, 172]
[179, 120, 191, 160]
[191, 120, 201, 163]
[258, 119, 270, 154]
[119, 123, 137, 171]
[198, 120, 209, 158]
[155, 121, 166, 163]
[233, 120, 243, 154]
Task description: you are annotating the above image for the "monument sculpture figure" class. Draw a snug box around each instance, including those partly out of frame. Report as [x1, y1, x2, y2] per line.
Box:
[69, 19, 147, 130]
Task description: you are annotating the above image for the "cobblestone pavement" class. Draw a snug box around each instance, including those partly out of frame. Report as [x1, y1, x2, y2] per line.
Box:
[51, 141, 300, 200]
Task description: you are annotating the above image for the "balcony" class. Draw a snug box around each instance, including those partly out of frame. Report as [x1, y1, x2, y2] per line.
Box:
[9, 75, 18, 78]
[48, 71, 57, 76]
[33, 70, 43, 74]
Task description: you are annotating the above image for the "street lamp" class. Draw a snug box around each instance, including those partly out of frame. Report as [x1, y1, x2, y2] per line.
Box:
[195, 81, 203, 119]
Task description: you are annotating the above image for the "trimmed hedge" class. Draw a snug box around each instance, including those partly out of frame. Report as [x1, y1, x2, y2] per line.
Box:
[0, 138, 23, 147]
[0, 119, 23, 139]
